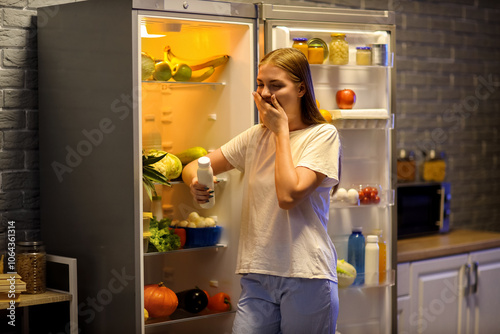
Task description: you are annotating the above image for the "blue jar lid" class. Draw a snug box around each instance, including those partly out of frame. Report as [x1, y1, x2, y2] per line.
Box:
[293, 37, 308, 41]
[356, 46, 372, 50]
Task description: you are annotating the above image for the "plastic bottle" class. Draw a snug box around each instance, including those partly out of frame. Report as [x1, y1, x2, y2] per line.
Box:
[348, 227, 365, 285]
[197, 156, 215, 209]
[142, 114, 162, 152]
[365, 235, 379, 285]
[372, 229, 387, 284]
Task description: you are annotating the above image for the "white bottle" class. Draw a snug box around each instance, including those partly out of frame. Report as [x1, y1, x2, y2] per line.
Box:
[364, 235, 379, 285]
[197, 156, 215, 209]
[142, 114, 162, 152]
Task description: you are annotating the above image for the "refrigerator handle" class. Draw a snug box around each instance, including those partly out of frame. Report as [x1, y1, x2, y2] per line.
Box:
[463, 263, 471, 299]
[471, 261, 479, 294]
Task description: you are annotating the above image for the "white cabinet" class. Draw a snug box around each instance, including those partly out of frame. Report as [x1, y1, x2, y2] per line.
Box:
[398, 247, 500, 334]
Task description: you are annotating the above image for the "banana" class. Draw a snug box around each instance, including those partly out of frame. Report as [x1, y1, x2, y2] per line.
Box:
[164, 45, 229, 71]
[188, 66, 215, 82]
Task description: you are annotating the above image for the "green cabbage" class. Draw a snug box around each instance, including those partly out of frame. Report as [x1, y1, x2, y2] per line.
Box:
[146, 149, 182, 180]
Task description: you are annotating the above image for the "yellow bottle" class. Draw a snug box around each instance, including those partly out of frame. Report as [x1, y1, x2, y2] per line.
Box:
[372, 229, 387, 284]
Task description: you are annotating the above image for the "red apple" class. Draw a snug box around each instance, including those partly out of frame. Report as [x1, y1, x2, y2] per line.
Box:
[336, 89, 356, 109]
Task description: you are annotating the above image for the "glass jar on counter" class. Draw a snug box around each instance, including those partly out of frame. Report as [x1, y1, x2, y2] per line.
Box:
[356, 46, 372, 65]
[397, 149, 416, 182]
[329, 33, 349, 65]
[16, 241, 46, 294]
[421, 150, 446, 182]
[292, 37, 308, 60]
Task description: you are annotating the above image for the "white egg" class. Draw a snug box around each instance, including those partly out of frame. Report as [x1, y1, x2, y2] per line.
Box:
[187, 222, 197, 228]
[347, 188, 360, 205]
[334, 188, 348, 202]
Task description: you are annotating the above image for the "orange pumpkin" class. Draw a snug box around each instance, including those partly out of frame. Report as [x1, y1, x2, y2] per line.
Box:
[144, 282, 178, 318]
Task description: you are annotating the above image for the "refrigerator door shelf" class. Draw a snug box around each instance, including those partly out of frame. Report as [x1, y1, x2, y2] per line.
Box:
[144, 243, 227, 257]
[330, 108, 390, 130]
[142, 81, 226, 86]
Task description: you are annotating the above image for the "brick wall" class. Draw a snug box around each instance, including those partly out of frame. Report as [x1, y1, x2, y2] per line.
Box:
[0, 0, 499, 235]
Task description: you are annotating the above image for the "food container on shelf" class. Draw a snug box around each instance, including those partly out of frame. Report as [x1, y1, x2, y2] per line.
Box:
[329, 33, 349, 65]
[16, 241, 46, 294]
[307, 38, 328, 64]
[352, 184, 382, 205]
[292, 37, 309, 60]
[182, 226, 222, 248]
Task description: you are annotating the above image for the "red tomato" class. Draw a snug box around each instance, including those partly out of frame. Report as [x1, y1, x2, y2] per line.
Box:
[363, 187, 373, 197]
[358, 190, 366, 199]
[373, 196, 381, 204]
[370, 191, 378, 199]
[361, 196, 371, 205]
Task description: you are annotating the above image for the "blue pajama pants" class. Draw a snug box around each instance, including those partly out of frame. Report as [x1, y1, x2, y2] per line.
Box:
[232, 273, 339, 334]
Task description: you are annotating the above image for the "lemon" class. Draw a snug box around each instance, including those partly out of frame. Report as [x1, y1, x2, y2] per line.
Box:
[316, 99, 320, 109]
[153, 61, 172, 81]
[172, 63, 192, 81]
[320, 109, 332, 122]
[144, 308, 149, 321]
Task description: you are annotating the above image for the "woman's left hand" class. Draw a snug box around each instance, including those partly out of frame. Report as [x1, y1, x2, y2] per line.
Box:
[252, 92, 288, 134]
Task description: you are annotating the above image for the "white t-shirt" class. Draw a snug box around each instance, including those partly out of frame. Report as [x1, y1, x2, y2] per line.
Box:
[221, 123, 340, 282]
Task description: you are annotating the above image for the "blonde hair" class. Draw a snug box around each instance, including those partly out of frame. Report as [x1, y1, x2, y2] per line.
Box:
[259, 48, 327, 125]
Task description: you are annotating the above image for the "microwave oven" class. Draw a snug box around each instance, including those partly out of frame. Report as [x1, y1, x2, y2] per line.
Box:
[397, 182, 451, 239]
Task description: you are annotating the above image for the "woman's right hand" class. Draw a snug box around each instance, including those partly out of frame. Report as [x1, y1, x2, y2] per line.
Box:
[189, 176, 213, 204]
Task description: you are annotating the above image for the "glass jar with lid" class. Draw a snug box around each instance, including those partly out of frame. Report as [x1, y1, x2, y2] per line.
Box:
[292, 37, 308, 60]
[356, 46, 372, 65]
[16, 241, 46, 294]
[307, 38, 327, 64]
[329, 33, 349, 65]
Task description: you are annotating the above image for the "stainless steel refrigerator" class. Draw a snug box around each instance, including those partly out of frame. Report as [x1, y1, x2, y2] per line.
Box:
[38, 1, 395, 333]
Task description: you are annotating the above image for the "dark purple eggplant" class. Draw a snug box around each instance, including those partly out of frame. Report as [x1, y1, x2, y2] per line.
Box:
[175, 288, 208, 313]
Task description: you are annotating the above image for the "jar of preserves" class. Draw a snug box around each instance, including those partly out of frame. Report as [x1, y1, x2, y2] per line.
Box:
[397, 149, 416, 182]
[16, 241, 46, 294]
[292, 37, 308, 60]
[329, 33, 349, 65]
[307, 38, 327, 64]
[356, 46, 372, 65]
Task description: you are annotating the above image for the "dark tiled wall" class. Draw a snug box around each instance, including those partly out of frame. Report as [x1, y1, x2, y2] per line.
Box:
[0, 0, 499, 233]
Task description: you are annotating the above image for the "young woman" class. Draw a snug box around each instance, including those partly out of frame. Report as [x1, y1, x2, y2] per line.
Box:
[182, 48, 341, 334]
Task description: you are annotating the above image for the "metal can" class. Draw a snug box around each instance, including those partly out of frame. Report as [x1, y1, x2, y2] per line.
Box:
[371, 44, 388, 66]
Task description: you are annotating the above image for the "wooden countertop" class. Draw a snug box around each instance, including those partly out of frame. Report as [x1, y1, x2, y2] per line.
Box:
[0, 290, 71, 309]
[397, 229, 500, 263]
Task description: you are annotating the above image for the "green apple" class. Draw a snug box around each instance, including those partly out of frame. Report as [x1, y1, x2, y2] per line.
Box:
[172, 63, 192, 81]
[153, 61, 172, 81]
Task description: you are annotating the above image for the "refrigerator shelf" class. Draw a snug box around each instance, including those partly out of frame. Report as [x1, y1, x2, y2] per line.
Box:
[339, 269, 395, 290]
[145, 309, 236, 329]
[142, 80, 226, 87]
[144, 243, 227, 257]
[310, 64, 393, 69]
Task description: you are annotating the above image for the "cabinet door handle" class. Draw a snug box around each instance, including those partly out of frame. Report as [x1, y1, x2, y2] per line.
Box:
[471, 261, 478, 294]
[463, 263, 471, 298]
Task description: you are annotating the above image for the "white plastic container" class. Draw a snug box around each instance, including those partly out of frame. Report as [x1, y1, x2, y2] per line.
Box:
[364, 235, 379, 285]
[197, 156, 215, 209]
[142, 114, 162, 151]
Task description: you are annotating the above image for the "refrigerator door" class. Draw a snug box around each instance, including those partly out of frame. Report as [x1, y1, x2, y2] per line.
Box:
[260, 4, 396, 334]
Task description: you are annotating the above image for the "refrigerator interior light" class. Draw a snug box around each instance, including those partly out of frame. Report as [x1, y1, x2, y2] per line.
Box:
[140, 25, 166, 38]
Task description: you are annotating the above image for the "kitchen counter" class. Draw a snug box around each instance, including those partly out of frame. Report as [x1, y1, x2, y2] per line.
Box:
[397, 229, 500, 263]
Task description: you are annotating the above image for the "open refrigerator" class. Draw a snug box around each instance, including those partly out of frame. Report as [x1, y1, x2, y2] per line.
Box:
[38, 0, 395, 333]
[260, 4, 397, 334]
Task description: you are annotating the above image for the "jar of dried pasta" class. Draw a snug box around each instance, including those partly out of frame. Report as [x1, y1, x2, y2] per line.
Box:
[16, 241, 46, 294]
